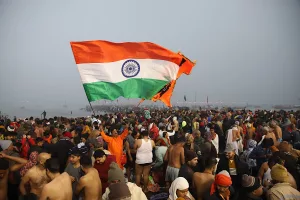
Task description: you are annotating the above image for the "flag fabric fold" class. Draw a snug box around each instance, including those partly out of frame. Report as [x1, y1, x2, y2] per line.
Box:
[70, 40, 195, 107]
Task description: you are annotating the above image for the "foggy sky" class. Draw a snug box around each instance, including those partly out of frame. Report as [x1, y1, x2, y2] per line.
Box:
[0, 0, 300, 116]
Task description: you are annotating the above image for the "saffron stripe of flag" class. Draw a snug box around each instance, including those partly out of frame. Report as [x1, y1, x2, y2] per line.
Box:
[70, 40, 195, 107]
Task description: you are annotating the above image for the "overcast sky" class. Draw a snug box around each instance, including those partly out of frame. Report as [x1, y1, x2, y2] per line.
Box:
[0, 0, 300, 116]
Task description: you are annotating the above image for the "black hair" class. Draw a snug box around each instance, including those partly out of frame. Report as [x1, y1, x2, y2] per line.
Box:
[81, 134, 88, 140]
[141, 130, 149, 137]
[132, 130, 139, 138]
[69, 147, 81, 157]
[80, 155, 92, 168]
[45, 158, 60, 173]
[93, 149, 106, 159]
[262, 138, 274, 148]
[268, 151, 285, 165]
[35, 137, 44, 143]
[205, 157, 218, 169]
[163, 131, 168, 138]
[0, 158, 9, 170]
[7, 132, 17, 136]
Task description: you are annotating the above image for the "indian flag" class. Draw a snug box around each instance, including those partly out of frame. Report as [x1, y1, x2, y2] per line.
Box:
[70, 40, 195, 106]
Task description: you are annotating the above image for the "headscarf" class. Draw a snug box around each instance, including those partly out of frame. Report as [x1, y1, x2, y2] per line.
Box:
[20, 151, 38, 176]
[108, 182, 131, 200]
[271, 164, 289, 182]
[248, 139, 257, 149]
[241, 174, 261, 193]
[169, 177, 193, 200]
[210, 170, 232, 195]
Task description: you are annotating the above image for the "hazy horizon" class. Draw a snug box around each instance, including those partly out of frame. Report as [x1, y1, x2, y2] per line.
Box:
[1, 0, 300, 118]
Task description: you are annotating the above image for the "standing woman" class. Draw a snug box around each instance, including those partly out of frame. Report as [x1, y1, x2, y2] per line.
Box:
[134, 130, 155, 192]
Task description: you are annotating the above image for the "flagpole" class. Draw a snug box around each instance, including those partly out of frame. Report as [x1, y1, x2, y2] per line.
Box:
[88, 101, 96, 116]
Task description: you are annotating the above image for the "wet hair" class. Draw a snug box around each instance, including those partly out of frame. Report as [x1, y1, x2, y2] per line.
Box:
[80, 155, 92, 168]
[45, 158, 60, 173]
[132, 130, 139, 138]
[69, 147, 81, 157]
[205, 157, 218, 169]
[176, 136, 186, 144]
[268, 152, 285, 166]
[0, 158, 9, 170]
[141, 130, 149, 137]
[93, 149, 106, 159]
[262, 138, 274, 148]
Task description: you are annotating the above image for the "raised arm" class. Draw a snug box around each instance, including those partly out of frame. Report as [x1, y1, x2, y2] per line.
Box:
[120, 129, 129, 140]
[0, 153, 28, 171]
[99, 126, 112, 143]
[120, 124, 129, 140]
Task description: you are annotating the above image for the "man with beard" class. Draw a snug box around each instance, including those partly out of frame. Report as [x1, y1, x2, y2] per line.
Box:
[39, 158, 72, 200]
[20, 153, 51, 200]
[178, 150, 198, 196]
[217, 143, 249, 190]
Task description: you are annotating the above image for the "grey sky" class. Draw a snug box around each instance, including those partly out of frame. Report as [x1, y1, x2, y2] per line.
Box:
[0, 0, 300, 116]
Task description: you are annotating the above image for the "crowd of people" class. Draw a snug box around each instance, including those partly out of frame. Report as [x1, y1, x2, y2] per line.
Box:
[0, 108, 300, 200]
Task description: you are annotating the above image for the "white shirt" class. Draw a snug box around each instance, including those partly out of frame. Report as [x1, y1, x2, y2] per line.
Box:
[212, 134, 219, 154]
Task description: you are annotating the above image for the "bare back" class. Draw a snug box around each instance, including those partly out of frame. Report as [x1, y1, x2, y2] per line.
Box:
[193, 172, 214, 200]
[40, 172, 72, 200]
[167, 144, 184, 169]
[79, 168, 102, 200]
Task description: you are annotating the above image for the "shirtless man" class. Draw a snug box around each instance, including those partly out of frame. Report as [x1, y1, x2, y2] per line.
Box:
[164, 136, 185, 187]
[261, 127, 278, 147]
[20, 152, 51, 199]
[193, 157, 218, 200]
[34, 120, 44, 138]
[39, 158, 72, 200]
[173, 117, 179, 131]
[0, 158, 9, 200]
[75, 155, 102, 200]
[269, 121, 282, 143]
[258, 159, 297, 189]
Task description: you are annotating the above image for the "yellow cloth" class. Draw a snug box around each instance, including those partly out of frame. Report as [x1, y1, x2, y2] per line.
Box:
[228, 160, 236, 169]
[83, 125, 91, 134]
[271, 164, 289, 182]
[228, 160, 237, 175]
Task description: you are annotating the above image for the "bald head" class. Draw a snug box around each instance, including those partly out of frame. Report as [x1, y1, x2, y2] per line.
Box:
[37, 153, 51, 165]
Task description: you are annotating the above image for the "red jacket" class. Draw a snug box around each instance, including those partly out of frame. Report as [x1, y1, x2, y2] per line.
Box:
[21, 138, 35, 158]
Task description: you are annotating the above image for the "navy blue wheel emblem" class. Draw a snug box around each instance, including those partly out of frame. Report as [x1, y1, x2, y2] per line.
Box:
[121, 60, 140, 78]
